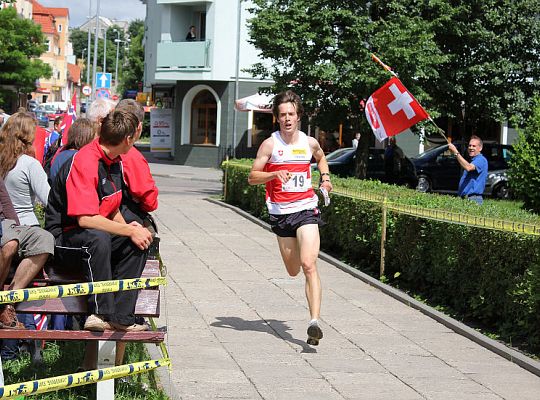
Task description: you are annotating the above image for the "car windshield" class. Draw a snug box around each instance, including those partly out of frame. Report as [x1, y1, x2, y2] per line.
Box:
[415, 144, 449, 159]
[326, 148, 353, 161]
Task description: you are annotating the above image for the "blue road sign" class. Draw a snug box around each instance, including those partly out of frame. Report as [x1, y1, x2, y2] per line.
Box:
[96, 88, 111, 99]
[96, 72, 112, 89]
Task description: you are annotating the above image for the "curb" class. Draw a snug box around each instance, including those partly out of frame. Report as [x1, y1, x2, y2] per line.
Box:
[207, 198, 540, 377]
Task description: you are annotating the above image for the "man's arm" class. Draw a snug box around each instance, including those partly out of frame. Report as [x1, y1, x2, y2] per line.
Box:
[309, 137, 333, 193]
[77, 215, 152, 250]
[248, 138, 290, 185]
[448, 143, 475, 172]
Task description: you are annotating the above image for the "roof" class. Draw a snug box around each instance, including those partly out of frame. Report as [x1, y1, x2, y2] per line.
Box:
[67, 63, 81, 85]
[47, 7, 69, 18]
[31, 0, 48, 14]
[33, 13, 56, 34]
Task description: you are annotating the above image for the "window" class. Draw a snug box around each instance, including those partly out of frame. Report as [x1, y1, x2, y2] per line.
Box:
[47, 39, 51, 52]
[58, 24, 62, 32]
[190, 90, 217, 145]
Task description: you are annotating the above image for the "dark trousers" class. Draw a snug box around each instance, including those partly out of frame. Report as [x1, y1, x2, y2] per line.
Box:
[54, 228, 147, 326]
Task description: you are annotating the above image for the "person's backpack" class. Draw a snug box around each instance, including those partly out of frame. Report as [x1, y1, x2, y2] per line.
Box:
[42, 133, 62, 180]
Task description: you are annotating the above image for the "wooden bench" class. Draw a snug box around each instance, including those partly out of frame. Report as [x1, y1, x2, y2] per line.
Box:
[0, 258, 164, 343]
[0, 248, 166, 399]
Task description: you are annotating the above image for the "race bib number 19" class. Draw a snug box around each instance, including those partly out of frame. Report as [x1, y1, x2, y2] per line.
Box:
[282, 172, 310, 192]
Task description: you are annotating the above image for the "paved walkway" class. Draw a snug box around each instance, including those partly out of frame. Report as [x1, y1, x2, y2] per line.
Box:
[148, 162, 540, 400]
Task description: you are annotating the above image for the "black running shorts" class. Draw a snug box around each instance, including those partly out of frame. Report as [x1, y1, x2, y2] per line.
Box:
[268, 208, 323, 238]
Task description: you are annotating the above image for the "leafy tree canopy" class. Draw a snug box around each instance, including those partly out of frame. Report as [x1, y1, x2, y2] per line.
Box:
[0, 7, 52, 93]
[248, 0, 540, 132]
[118, 20, 145, 94]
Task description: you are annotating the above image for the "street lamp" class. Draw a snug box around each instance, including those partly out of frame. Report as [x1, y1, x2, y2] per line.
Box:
[91, 0, 101, 99]
[103, 27, 107, 74]
[113, 29, 120, 88]
[86, 0, 92, 85]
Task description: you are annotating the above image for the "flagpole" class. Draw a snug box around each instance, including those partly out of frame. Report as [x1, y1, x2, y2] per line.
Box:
[370, 53, 449, 143]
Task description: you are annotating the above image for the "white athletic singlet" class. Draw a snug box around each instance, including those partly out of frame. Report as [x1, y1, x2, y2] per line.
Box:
[264, 131, 318, 215]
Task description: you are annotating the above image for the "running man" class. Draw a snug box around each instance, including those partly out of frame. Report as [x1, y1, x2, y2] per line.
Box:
[248, 90, 333, 345]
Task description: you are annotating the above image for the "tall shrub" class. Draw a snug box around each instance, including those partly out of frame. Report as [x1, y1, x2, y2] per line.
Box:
[509, 97, 540, 213]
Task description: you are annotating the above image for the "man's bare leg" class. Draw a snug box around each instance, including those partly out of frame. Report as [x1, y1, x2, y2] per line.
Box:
[277, 224, 323, 344]
[9, 253, 49, 290]
[296, 224, 322, 321]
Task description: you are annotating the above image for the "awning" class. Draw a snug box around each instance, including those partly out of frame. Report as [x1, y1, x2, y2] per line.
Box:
[36, 87, 50, 94]
[234, 93, 273, 113]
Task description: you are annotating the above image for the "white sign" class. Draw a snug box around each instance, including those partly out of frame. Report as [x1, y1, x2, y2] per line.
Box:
[82, 85, 92, 96]
[150, 108, 173, 153]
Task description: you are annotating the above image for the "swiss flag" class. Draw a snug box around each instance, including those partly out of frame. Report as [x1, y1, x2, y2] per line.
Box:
[365, 77, 428, 142]
[60, 92, 77, 145]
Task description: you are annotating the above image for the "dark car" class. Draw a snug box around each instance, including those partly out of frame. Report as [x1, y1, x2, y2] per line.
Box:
[311, 147, 416, 186]
[80, 102, 87, 113]
[412, 142, 513, 198]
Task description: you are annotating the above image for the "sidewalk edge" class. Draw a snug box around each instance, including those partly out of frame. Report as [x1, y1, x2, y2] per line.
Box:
[207, 198, 540, 377]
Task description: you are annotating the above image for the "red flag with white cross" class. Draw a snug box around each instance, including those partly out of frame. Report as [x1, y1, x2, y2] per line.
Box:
[365, 77, 429, 142]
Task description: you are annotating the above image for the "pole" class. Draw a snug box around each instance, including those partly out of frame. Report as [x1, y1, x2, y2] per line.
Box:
[86, 0, 92, 85]
[231, 0, 242, 159]
[380, 196, 387, 278]
[114, 34, 120, 89]
[91, 0, 101, 100]
[103, 28, 107, 74]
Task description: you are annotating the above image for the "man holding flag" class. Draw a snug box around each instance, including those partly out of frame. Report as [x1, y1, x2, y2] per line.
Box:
[448, 137, 487, 205]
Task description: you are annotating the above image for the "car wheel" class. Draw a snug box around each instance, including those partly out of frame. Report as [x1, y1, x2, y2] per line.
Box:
[416, 175, 432, 192]
[493, 183, 510, 199]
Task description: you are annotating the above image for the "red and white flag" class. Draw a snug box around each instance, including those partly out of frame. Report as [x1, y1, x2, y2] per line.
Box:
[365, 77, 428, 142]
[60, 92, 77, 145]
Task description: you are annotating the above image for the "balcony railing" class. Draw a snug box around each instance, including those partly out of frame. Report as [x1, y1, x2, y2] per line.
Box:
[156, 40, 211, 70]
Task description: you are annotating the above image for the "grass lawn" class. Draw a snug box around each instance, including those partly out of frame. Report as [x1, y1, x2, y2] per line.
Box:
[2, 341, 168, 399]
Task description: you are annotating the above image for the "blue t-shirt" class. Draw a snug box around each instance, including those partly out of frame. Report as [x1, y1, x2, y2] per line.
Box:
[458, 153, 488, 196]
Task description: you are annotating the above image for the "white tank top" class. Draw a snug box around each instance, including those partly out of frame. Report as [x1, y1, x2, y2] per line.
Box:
[264, 131, 318, 215]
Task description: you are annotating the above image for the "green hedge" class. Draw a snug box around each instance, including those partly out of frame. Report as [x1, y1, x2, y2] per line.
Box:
[223, 161, 540, 354]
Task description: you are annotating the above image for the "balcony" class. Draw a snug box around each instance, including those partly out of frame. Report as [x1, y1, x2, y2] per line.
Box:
[156, 41, 211, 71]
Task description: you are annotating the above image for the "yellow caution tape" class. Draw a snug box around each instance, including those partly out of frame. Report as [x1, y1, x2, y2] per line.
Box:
[0, 277, 167, 305]
[0, 358, 171, 398]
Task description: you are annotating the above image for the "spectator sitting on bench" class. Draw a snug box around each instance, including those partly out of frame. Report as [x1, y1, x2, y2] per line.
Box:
[47, 118, 98, 332]
[115, 99, 158, 229]
[45, 109, 153, 332]
[0, 112, 55, 330]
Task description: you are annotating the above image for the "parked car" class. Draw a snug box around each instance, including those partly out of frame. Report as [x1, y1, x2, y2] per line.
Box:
[35, 105, 56, 121]
[412, 142, 513, 198]
[27, 99, 40, 112]
[33, 108, 50, 127]
[311, 147, 416, 186]
[39, 103, 65, 121]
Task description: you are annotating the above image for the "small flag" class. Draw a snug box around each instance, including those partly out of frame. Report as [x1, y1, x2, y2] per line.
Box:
[34, 313, 48, 330]
[60, 92, 77, 145]
[365, 77, 428, 142]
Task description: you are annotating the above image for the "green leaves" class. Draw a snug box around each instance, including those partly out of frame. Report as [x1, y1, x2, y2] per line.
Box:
[247, 0, 540, 135]
[0, 7, 51, 96]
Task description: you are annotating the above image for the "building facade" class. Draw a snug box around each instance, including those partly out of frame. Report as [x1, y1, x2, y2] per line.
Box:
[141, 0, 273, 167]
[31, 0, 70, 103]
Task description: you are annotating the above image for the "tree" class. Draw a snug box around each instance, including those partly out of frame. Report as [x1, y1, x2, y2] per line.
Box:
[508, 98, 540, 213]
[247, 0, 445, 176]
[422, 0, 540, 134]
[118, 20, 144, 95]
[248, 0, 540, 175]
[0, 7, 52, 104]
